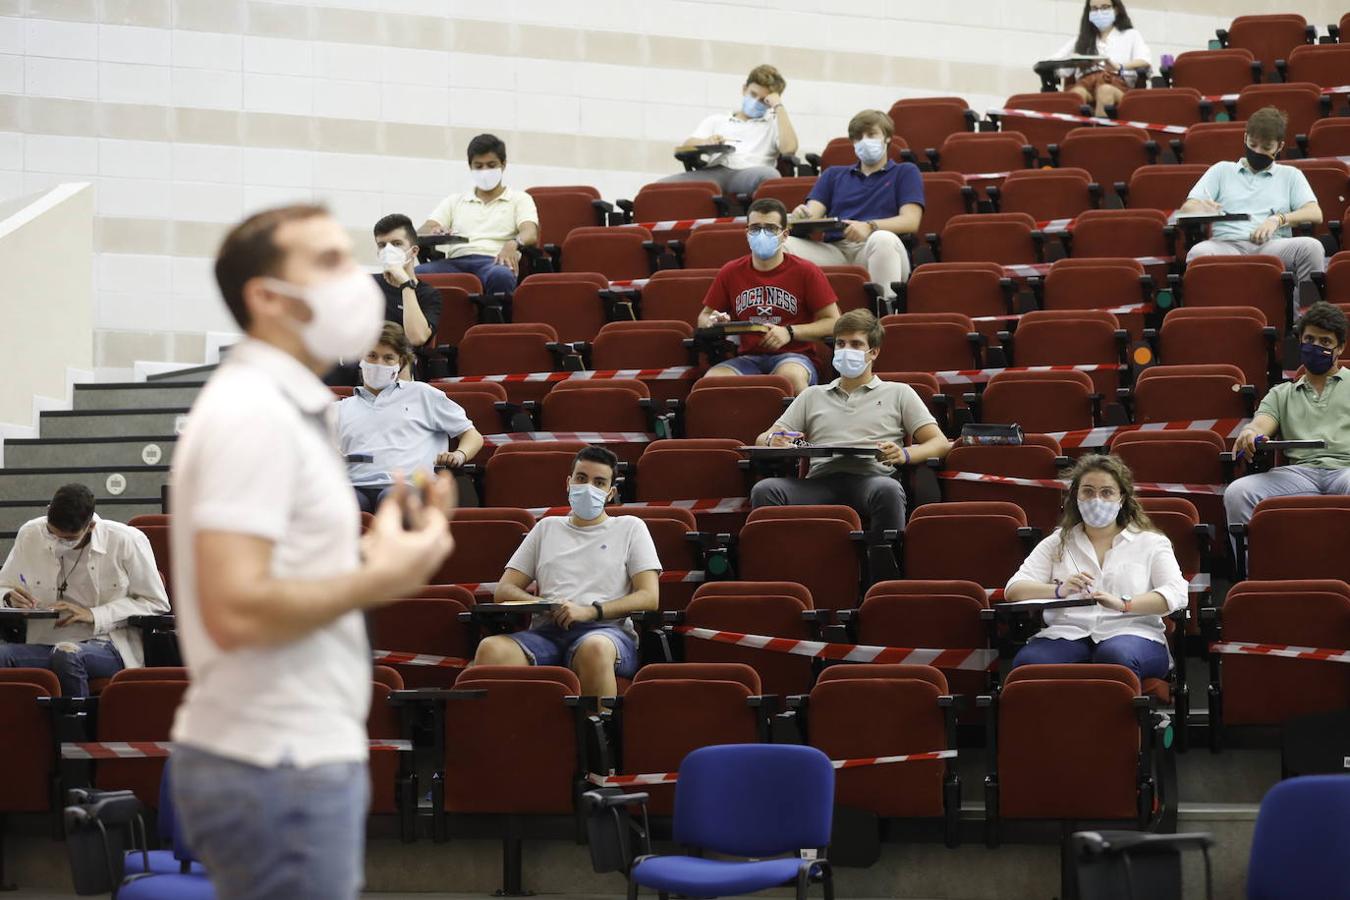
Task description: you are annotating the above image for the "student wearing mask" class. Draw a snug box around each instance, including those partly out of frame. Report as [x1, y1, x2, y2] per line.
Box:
[418, 133, 539, 296]
[696, 197, 841, 396]
[0, 483, 170, 697]
[372, 213, 441, 350]
[1225, 302, 1350, 527]
[785, 109, 925, 297]
[1005, 454, 1188, 681]
[468, 446, 661, 699]
[751, 310, 950, 536]
[338, 323, 483, 514]
[661, 64, 798, 196]
[1181, 107, 1325, 285]
[1051, 0, 1151, 116]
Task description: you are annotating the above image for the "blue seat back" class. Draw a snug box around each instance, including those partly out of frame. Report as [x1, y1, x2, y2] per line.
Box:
[672, 744, 834, 858]
[157, 758, 199, 865]
[1248, 775, 1350, 900]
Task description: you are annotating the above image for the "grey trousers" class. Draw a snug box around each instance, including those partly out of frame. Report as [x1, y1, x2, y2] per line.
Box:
[750, 473, 906, 535]
[1225, 464, 1350, 525]
[1186, 236, 1326, 284]
[659, 164, 780, 195]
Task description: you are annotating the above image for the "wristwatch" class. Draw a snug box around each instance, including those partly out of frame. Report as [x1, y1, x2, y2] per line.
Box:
[786, 325, 796, 341]
[867, 221, 878, 233]
[397, 280, 415, 290]
[591, 600, 606, 621]
[1120, 595, 1133, 611]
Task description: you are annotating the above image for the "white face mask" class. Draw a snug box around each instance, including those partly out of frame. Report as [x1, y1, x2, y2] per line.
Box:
[469, 167, 503, 192]
[567, 483, 609, 521]
[264, 270, 384, 365]
[47, 523, 88, 551]
[832, 347, 870, 378]
[378, 243, 409, 268]
[360, 360, 399, 391]
[1079, 497, 1122, 529]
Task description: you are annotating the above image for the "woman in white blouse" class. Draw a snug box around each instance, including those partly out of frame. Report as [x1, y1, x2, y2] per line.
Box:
[1052, 0, 1152, 116]
[1004, 454, 1187, 681]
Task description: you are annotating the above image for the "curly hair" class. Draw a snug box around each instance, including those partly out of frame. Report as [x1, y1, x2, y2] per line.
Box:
[1053, 453, 1159, 560]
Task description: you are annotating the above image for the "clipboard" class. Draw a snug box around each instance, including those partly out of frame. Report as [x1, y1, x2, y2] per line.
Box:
[696, 323, 769, 339]
[788, 218, 842, 237]
[0, 608, 59, 620]
[473, 602, 560, 615]
[995, 596, 1097, 613]
[692, 143, 734, 154]
[1172, 212, 1251, 225]
[740, 444, 883, 460]
[415, 234, 468, 247]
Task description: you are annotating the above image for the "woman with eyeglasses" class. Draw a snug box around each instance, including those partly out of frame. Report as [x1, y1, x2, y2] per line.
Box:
[1003, 454, 1187, 681]
[1051, 0, 1151, 116]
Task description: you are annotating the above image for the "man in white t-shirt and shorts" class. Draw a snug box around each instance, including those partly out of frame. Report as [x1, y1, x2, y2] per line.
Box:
[660, 63, 798, 197]
[469, 446, 660, 698]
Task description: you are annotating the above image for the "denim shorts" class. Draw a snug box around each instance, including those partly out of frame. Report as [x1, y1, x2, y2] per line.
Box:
[716, 352, 818, 384]
[509, 624, 640, 678]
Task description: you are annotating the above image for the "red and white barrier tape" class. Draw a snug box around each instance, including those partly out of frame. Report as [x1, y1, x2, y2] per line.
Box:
[373, 650, 469, 668]
[527, 497, 751, 517]
[481, 431, 655, 447]
[930, 363, 1125, 387]
[438, 366, 696, 385]
[986, 106, 1189, 135]
[1210, 641, 1350, 665]
[635, 215, 745, 232]
[1201, 85, 1350, 104]
[587, 749, 958, 787]
[670, 625, 999, 671]
[938, 469, 1227, 496]
[607, 278, 651, 289]
[62, 740, 412, 760]
[1044, 417, 1250, 449]
[968, 302, 1155, 324]
[1003, 257, 1172, 280]
[1035, 210, 1186, 237]
[961, 170, 1014, 182]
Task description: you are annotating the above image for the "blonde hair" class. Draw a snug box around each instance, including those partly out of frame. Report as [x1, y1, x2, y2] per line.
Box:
[745, 64, 786, 95]
[833, 309, 883, 349]
[373, 321, 415, 369]
[1054, 454, 1159, 560]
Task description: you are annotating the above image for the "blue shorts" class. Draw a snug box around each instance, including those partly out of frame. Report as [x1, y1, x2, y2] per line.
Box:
[716, 352, 818, 384]
[508, 624, 640, 679]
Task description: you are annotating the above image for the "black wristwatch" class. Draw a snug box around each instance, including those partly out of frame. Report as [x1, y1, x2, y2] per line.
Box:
[397, 280, 415, 290]
[786, 325, 796, 341]
[591, 600, 606, 621]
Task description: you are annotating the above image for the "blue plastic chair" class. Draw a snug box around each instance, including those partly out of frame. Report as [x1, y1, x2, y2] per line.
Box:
[120, 759, 214, 900]
[628, 744, 835, 899]
[1247, 775, 1350, 900]
[123, 761, 206, 877]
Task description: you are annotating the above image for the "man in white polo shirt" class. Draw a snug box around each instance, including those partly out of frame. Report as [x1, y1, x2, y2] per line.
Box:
[751, 309, 952, 536]
[417, 133, 539, 296]
[170, 204, 456, 900]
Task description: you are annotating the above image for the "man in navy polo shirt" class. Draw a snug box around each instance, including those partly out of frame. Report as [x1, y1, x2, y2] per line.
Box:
[785, 109, 925, 299]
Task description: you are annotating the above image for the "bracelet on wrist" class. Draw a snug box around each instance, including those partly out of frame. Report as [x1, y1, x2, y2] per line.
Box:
[1053, 580, 1062, 599]
[901, 447, 911, 466]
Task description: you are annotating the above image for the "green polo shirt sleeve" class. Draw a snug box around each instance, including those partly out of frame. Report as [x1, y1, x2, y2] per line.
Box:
[1255, 375, 1350, 467]
[1254, 381, 1289, 429]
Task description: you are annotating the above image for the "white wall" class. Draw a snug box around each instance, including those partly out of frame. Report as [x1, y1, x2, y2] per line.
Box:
[1, 0, 1344, 367]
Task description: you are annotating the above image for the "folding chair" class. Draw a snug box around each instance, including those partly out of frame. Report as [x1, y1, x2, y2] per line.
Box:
[1241, 496, 1350, 582]
[559, 225, 660, 281]
[897, 262, 1013, 346]
[1163, 49, 1261, 96]
[680, 582, 819, 696]
[1285, 45, 1350, 98]
[635, 438, 750, 535]
[635, 268, 718, 326]
[752, 175, 819, 210]
[1118, 164, 1211, 212]
[669, 222, 749, 270]
[0, 669, 60, 885]
[1234, 84, 1328, 146]
[619, 182, 727, 242]
[1124, 364, 1253, 424]
[436, 507, 535, 587]
[888, 97, 977, 162]
[370, 593, 476, 689]
[1050, 126, 1158, 199]
[482, 442, 588, 509]
[510, 272, 611, 343]
[526, 186, 613, 255]
[420, 273, 483, 352]
[918, 172, 978, 249]
[1246, 775, 1350, 900]
[969, 369, 1098, 435]
[739, 505, 868, 613]
[997, 93, 1090, 159]
[986, 168, 1100, 221]
[457, 323, 571, 404]
[1217, 13, 1316, 80]
[901, 501, 1036, 588]
[1178, 255, 1295, 336]
[938, 434, 1066, 533]
[1304, 119, 1350, 159]
[682, 376, 795, 445]
[1036, 257, 1153, 340]
[539, 379, 656, 466]
[876, 312, 984, 373]
[92, 679, 188, 809]
[1284, 159, 1349, 238]
[1171, 122, 1249, 167]
[999, 309, 1127, 400]
[933, 213, 1042, 265]
[929, 131, 1035, 175]
[822, 265, 883, 316]
[1108, 429, 1231, 561]
[1111, 87, 1209, 128]
[1153, 305, 1277, 394]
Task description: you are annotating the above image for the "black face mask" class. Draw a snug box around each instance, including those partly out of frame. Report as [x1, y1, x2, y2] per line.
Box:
[1245, 145, 1276, 172]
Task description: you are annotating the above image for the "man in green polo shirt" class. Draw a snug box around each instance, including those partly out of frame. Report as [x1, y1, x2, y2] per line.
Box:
[750, 309, 951, 535]
[1226, 302, 1350, 530]
[1180, 106, 1324, 284]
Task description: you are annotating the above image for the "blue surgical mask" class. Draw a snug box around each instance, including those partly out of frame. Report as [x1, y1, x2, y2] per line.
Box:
[1088, 8, 1116, 31]
[1301, 341, 1337, 375]
[747, 229, 781, 260]
[568, 483, 609, 520]
[854, 137, 886, 166]
[833, 348, 870, 378]
[741, 94, 768, 119]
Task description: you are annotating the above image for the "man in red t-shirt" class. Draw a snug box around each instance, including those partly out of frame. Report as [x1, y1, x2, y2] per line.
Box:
[697, 197, 841, 395]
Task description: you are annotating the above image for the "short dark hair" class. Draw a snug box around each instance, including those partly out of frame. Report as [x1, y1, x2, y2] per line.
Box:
[573, 445, 618, 482]
[1246, 106, 1288, 147]
[48, 483, 95, 533]
[1298, 301, 1348, 346]
[215, 204, 329, 329]
[747, 197, 788, 228]
[372, 321, 415, 368]
[467, 133, 506, 165]
[373, 213, 416, 245]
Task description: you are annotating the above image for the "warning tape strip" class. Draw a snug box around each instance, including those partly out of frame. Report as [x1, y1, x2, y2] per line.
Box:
[961, 170, 1014, 182]
[607, 278, 651, 289]
[1035, 210, 1185, 236]
[1044, 418, 1250, 449]
[986, 106, 1189, 135]
[937, 469, 1227, 496]
[438, 367, 696, 385]
[587, 749, 959, 787]
[481, 431, 655, 447]
[968, 303, 1155, 323]
[634, 215, 745, 232]
[930, 363, 1125, 387]
[62, 740, 412, 760]
[1201, 85, 1350, 104]
[1210, 641, 1350, 665]
[527, 497, 751, 517]
[670, 625, 999, 671]
[372, 650, 469, 669]
[1003, 257, 1173, 280]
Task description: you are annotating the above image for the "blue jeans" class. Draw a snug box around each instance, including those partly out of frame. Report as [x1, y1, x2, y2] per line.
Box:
[509, 624, 640, 679]
[714, 352, 819, 384]
[416, 253, 518, 295]
[1012, 635, 1171, 682]
[172, 745, 368, 900]
[0, 639, 123, 697]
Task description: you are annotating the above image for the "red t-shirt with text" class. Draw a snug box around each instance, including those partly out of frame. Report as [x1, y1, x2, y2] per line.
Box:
[701, 254, 837, 357]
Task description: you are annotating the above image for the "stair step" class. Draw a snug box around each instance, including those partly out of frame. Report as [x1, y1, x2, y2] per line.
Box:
[73, 382, 204, 411]
[5, 436, 179, 469]
[38, 408, 190, 440]
[0, 497, 161, 532]
[147, 362, 218, 383]
[0, 466, 168, 503]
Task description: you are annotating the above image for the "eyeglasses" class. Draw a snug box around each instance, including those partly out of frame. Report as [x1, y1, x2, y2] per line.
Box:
[1088, 3, 1114, 10]
[1078, 487, 1120, 501]
[746, 224, 783, 236]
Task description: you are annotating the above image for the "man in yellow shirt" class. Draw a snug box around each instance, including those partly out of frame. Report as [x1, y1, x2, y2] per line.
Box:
[418, 133, 540, 296]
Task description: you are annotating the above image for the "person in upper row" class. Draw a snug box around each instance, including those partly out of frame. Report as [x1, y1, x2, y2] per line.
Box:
[1005, 454, 1187, 682]
[662, 64, 798, 196]
[1225, 302, 1350, 528]
[696, 197, 841, 396]
[1052, 0, 1151, 116]
[1181, 106, 1325, 285]
[372, 213, 441, 351]
[751, 310, 950, 537]
[785, 109, 924, 298]
[337, 323, 482, 514]
[418, 133, 539, 297]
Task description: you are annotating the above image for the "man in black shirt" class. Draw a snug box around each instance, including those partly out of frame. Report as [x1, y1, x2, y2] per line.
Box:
[373, 214, 441, 372]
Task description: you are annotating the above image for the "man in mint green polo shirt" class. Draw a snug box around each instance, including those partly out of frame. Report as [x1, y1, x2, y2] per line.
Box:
[1181, 106, 1324, 284]
[1225, 302, 1350, 531]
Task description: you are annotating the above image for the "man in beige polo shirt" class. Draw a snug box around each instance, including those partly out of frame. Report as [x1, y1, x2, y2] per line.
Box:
[752, 309, 951, 534]
[418, 132, 539, 296]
